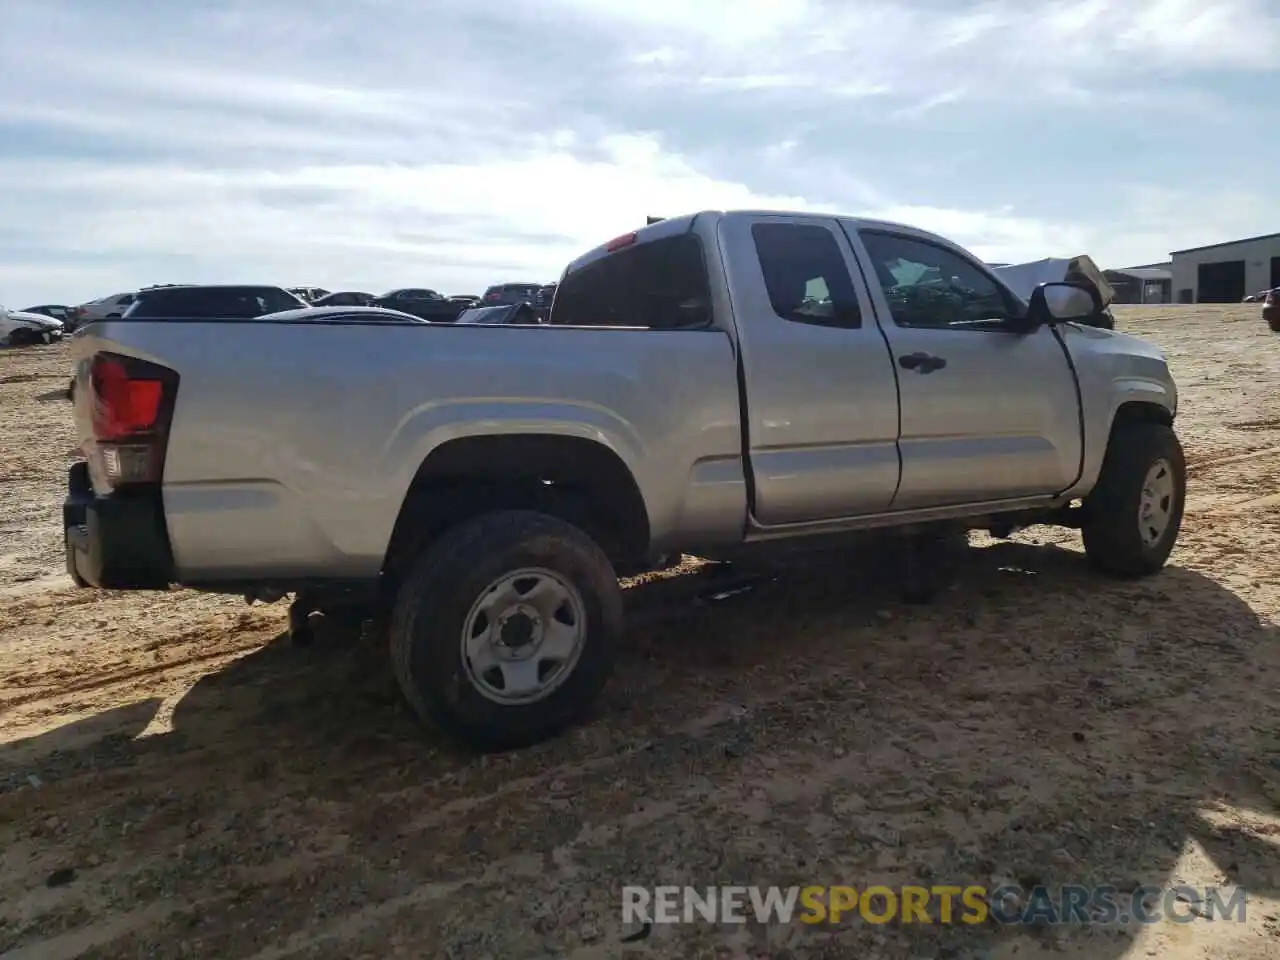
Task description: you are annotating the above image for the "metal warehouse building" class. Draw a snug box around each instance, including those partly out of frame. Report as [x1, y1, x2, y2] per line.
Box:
[1170, 232, 1280, 303]
[1104, 266, 1172, 304]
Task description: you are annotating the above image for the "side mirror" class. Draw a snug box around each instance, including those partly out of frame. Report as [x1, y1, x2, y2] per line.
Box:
[1025, 281, 1103, 327]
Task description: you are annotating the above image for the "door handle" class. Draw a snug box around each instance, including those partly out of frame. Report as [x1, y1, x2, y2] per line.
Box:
[898, 352, 947, 373]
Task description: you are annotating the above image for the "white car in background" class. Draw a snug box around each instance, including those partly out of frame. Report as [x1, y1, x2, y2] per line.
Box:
[1, 305, 65, 345]
[70, 290, 140, 326]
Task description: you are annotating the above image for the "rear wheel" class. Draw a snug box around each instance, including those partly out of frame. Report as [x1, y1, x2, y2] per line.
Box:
[389, 510, 621, 751]
[1082, 422, 1185, 578]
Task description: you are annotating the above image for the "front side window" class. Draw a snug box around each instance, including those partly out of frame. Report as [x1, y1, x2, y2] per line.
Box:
[551, 233, 711, 329]
[750, 222, 862, 328]
[858, 231, 1020, 329]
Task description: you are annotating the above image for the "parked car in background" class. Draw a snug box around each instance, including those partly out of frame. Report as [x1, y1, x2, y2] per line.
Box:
[260, 306, 427, 324]
[312, 291, 376, 307]
[1, 305, 64, 345]
[22, 304, 76, 328]
[1263, 289, 1280, 331]
[368, 288, 468, 322]
[448, 294, 480, 306]
[481, 282, 543, 306]
[287, 287, 331, 303]
[72, 291, 141, 326]
[123, 284, 306, 319]
[62, 209, 1183, 751]
[454, 302, 545, 325]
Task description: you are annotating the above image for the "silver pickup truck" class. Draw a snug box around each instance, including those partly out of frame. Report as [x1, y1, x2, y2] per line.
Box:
[63, 210, 1183, 750]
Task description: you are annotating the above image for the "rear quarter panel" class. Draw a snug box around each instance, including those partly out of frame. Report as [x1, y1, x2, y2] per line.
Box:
[72, 322, 747, 580]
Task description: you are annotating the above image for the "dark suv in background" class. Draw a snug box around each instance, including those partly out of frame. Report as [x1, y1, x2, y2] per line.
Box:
[123, 285, 307, 318]
[481, 282, 543, 307]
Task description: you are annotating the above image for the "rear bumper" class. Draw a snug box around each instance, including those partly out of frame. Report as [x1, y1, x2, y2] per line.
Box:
[64, 461, 174, 589]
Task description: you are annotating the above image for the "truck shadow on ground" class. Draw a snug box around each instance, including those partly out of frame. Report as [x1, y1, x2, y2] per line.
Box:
[2, 539, 1278, 957]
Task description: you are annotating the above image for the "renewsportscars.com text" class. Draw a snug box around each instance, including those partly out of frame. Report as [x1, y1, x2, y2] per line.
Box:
[622, 884, 1247, 926]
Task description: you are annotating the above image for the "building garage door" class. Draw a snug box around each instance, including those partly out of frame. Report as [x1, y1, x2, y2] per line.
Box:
[1197, 260, 1245, 303]
[1271, 256, 1280, 289]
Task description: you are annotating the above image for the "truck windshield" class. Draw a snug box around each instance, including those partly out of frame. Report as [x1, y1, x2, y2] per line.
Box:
[550, 233, 710, 329]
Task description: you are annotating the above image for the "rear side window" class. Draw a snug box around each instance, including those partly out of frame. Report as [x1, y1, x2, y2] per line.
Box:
[751, 223, 862, 328]
[551, 233, 711, 329]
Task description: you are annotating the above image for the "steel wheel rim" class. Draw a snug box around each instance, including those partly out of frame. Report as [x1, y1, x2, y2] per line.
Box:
[1138, 458, 1175, 548]
[460, 567, 587, 705]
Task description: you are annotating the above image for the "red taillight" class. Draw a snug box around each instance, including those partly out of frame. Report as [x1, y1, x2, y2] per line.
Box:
[606, 232, 638, 252]
[92, 357, 164, 439]
[86, 352, 177, 490]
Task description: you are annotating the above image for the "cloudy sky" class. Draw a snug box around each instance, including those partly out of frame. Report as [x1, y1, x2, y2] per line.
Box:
[1, 0, 1277, 306]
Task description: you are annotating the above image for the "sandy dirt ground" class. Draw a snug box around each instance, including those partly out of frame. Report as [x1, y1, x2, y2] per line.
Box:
[2, 307, 1279, 959]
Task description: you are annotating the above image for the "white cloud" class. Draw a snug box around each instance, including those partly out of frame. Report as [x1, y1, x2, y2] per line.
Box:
[0, 0, 1277, 306]
[549, 0, 822, 46]
[611, 0, 1280, 101]
[0, 137, 828, 302]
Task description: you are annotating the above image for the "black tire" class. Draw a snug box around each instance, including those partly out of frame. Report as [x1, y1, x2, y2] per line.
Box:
[8, 328, 38, 347]
[1081, 422, 1185, 578]
[389, 510, 622, 751]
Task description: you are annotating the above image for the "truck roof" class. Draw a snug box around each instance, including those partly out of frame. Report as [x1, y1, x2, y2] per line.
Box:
[561, 209, 966, 280]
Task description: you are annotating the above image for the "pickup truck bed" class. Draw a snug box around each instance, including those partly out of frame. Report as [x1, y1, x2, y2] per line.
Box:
[64, 209, 1184, 751]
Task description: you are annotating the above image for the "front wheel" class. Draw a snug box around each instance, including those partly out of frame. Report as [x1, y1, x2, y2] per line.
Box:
[389, 510, 622, 751]
[1082, 422, 1186, 578]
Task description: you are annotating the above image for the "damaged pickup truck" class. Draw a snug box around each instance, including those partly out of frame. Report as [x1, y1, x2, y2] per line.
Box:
[63, 210, 1183, 750]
